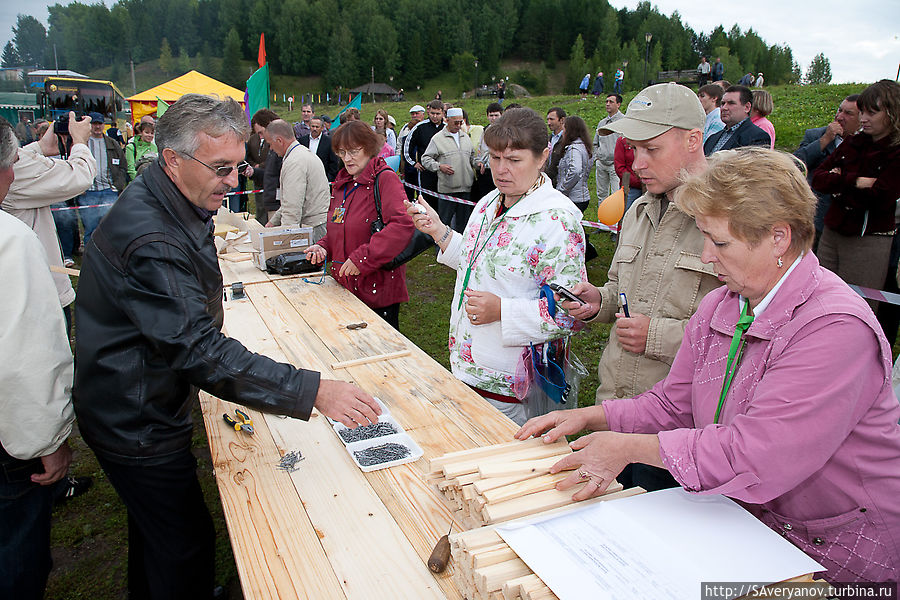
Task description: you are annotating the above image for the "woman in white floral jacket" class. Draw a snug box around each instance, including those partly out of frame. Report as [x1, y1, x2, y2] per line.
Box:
[407, 108, 587, 424]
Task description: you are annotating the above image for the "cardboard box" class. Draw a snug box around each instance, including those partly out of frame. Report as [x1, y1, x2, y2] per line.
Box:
[250, 226, 313, 270]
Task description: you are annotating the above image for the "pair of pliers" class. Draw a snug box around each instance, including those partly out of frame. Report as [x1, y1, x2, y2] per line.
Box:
[223, 408, 254, 434]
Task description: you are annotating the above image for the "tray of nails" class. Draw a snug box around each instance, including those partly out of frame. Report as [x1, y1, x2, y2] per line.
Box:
[329, 398, 423, 472]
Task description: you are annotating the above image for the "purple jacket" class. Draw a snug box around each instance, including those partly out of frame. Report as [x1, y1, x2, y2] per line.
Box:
[605, 252, 900, 582]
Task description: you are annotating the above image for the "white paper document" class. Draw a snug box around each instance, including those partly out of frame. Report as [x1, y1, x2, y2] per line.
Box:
[497, 488, 824, 600]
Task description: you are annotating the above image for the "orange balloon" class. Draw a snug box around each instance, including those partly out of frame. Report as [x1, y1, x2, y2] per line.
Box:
[596, 188, 625, 225]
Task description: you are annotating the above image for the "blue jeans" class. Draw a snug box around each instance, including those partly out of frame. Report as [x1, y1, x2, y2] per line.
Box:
[77, 189, 117, 245]
[0, 448, 54, 600]
[625, 187, 642, 212]
[52, 201, 79, 259]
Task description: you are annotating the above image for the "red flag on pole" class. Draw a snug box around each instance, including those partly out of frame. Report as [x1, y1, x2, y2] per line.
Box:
[258, 33, 266, 68]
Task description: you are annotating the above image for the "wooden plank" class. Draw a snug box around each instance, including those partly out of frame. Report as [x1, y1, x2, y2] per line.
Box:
[482, 482, 624, 524]
[273, 276, 520, 445]
[477, 456, 565, 480]
[199, 392, 345, 600]
[331, 349, 412, 370]
[428, 438, 550, 471]
[445, 443, 571, 479]
[481, 473, 569, 505]
[50, 264, 80, 276]
[215, 277, 445, 600]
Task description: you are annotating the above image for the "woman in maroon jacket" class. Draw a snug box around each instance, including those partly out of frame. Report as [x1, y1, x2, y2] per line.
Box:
[812, 79, 900, 308]
[305, 121, 414, 329]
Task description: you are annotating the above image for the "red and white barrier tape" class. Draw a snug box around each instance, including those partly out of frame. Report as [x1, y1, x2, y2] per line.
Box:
[50, 203, 115, 212]
[401, 181, 620, 234]
[225, 188, 264, 196]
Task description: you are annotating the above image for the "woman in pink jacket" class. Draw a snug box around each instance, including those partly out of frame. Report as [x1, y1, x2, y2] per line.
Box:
[517, 148, 900, 582]
[305, 121, 414, 329]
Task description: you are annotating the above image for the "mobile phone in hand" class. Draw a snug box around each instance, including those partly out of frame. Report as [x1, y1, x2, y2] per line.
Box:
[549, 283, 584, 305]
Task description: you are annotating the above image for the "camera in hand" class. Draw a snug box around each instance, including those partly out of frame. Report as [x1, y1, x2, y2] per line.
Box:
[53, 120, 69, 136]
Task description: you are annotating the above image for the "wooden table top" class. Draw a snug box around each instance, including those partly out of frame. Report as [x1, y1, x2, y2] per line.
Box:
[200, 252, 519, 600]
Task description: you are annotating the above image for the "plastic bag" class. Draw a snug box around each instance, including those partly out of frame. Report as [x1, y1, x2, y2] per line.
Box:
[513, 338, 588, 420]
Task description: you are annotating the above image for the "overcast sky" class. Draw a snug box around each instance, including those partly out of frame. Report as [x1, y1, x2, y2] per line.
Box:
[3, 0, 898, 84]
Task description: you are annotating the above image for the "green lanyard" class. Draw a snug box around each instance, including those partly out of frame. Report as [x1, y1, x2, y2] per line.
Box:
[455, 175, 544, 311]
[457, 196, 509, 310]
[714, 301, 755, 424]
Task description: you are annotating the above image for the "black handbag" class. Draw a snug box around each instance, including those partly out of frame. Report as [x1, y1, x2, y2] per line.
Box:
[370, 170, 435, 270]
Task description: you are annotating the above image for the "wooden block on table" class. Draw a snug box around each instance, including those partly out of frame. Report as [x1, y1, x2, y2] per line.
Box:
[477, 455, 564, 480]
[475, 558, 531, 595]
[481, 472, 569, 505]
[428, 437, 551, 471]
[444, 442, 571, 480]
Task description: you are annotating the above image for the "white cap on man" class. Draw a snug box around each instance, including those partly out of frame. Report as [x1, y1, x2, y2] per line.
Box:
[409, 104, 426, 113]
[446, 107, 463, 118]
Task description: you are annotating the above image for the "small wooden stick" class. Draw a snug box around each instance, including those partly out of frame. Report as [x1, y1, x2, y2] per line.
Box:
[50, 265, 80, 277]
[478, 455, 563, 479]
[330, 349, 411, 370]
[428, 438, 550, 471]
[481, 472, 569, 505]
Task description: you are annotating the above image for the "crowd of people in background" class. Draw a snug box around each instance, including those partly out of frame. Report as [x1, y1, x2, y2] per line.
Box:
[3, 69, 900, 599]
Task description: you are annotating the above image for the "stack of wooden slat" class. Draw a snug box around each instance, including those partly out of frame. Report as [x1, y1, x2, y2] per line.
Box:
[428, 438, 624, 526]
[448, 487, 644, 600]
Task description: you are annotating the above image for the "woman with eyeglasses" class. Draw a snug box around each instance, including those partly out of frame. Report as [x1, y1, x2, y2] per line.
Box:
[517, 149, 900, 582]
[305, 121, 414, 329]
[406, 108, 587, 425]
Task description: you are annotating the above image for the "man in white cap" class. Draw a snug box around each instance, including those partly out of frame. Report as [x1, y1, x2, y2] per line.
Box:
[421, 106, 476, 232]
[398, 104, 427, 200]
[558, 83, 722, 492]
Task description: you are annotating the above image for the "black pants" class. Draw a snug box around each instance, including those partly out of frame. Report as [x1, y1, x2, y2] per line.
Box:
[97, 449, 215, 600]
[372, 302, 401, 331]
[0, 446, 54, 600]
[439, 191, 473, 233]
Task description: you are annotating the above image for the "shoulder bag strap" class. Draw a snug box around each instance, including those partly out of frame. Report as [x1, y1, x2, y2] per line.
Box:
[372, 169, 384, 224]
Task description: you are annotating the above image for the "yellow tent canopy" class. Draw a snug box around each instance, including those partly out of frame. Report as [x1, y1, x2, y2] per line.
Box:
[126, 70, 245, 125]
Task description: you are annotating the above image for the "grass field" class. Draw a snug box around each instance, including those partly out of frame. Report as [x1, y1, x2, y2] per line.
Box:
[45, 81, 875, 598]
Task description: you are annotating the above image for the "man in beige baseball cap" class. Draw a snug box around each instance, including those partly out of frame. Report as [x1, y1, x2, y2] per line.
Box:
[558, 82, 721, 493]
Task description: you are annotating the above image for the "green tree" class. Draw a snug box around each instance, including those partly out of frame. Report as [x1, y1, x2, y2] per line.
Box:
[806, 53, 832, 84]
[713, 45, 742, 84]
[404, 31, 425, 88]
[1, 41, 19, 67]
[13, 15, 47, 66]
[565, 34, 588, 93]
[198, 42, 213, 75]
[221, 28, 243, 87]
[178, 48, 191, 74]
[590, 4, 620, 81]
[324, 24, 357, 90]
[159, 37, 173, 73]
[450, 51, 477, 93]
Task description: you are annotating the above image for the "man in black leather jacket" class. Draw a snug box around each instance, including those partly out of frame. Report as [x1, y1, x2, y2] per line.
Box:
[73, 94, 380, 600]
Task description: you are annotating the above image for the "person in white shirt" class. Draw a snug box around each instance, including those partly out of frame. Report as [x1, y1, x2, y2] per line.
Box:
[0, 115, 77, 600]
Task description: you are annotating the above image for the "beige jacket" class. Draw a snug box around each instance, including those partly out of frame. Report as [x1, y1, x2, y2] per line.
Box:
[591, 192, 720, 402]
[270, 141, 329, 234]
[3, 142, 97, 308]
[593, 111, 624, 166]
[421, 128, 476, 193]
[0, 211, 74, 459]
